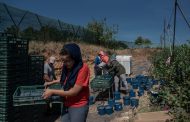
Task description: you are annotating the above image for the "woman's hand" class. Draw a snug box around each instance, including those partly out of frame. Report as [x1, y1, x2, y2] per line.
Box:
[54, 78, 60, 83]
[44, 82, 52, 88]
[42, 89, 53, 99]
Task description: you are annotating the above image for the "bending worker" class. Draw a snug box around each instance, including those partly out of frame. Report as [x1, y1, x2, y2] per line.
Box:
[107, 55, 129, 93]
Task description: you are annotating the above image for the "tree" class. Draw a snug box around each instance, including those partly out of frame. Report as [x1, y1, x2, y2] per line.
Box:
[134, 36, 152, 48]
[21, 27, 38, 40]
[5, 25, 18, 35]
[135, 36, 144, 47]
[86, 18, 118, 46]
[144, 38, 152, 48]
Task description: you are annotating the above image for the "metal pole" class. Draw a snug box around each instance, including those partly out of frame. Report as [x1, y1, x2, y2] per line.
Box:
[164, 19, 166, 48]
[172, 0, 177, 55]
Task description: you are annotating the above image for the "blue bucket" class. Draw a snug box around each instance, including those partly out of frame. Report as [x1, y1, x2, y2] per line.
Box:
[132, 84, 138, 89]
[114, 91, 121, 100]
[89, 96, 94, 105]
[152, 80, 158, 85]
[114, 102, 123, 111]
[123, 96, 130, 106]
[129, 90, 136, 97]
[108, 99, 115, 107]
[97, 106, 106, 115]
[138, 90, 144, 97]
[132, 79, 139, 85]
[130, 98, 139, 107]
[105, 105, 114, 115]
[136, 75, 144, 79]
[126, 78, 132, 84]
[139, 85, 145, 91]
[145, 82, 152, 91]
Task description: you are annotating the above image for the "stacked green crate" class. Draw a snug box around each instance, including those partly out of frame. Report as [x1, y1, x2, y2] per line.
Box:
[28, 55, 44, 85]
[0, 33, 29, 122]
[90, 74, 114, 89]
[14, 105, 46, 122]
[15, 38, 29, 84]
[0, 33, 18, 122]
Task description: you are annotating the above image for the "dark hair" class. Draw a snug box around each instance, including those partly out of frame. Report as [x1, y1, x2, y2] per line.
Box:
[60, 48, 73, 59]
[60, 43, 82, 63]
[60, 48, 68, 55]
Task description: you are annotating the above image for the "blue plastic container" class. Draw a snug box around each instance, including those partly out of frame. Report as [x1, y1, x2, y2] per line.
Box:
[97, 106, 106, 115]
[152, 80, 158, 85]
[132, 84, 138, 89]
[130, 98, 139, 107]
[132, 79, 139, 85]
[114, 91, 121, 100]
[139, 85, 145, 91]
[114, 102, 123, 111]
[105, 105, 114, 115]
[138, 90, 144, 97]
[108, 99, 115, 107]
[89, 96, 94, 105]
[136, 75, 144, 79]
[145, 82, 152, 91]
[126, 78, 132, 84]
[129, 89, 136, 97]
[123, 96, 130, 106]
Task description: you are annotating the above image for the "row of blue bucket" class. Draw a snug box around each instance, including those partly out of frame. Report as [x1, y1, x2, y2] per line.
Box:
[89, 91, 139, 115]
[89, 91, 139, 105]
[126, 75, 159, 91]
[97, 96, 139, 115]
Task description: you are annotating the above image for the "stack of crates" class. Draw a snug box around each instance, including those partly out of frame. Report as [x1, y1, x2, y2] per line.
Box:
[15, 38, 29, 84]
[0, 33, 29, 122]
[14, 105, 46, 122]
[28, 55, 44, 85]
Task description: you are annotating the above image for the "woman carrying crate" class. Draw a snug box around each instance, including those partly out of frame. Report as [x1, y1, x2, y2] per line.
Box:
[42, 43, 90, 122]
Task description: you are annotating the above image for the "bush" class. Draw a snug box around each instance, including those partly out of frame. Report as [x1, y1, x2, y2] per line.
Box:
[150, 44, 190, 121]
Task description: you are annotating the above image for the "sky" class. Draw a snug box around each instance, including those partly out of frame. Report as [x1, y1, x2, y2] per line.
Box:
[0, 0, 190, 44]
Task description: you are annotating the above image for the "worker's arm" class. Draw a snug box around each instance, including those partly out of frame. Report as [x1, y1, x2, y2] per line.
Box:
[43, 74, 52, 82]
[44, 78, 60, 87]
[42, 84, 83, 99]
[97, 62, 106, 68]
[107, 62, 115, 73]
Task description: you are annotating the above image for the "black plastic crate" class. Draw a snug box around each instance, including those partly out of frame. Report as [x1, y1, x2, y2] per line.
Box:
[0, 45, 17, 50]
[0, 32, 16, 37]
[0, 50, 17, 56]
[0, 37, 16, 45]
